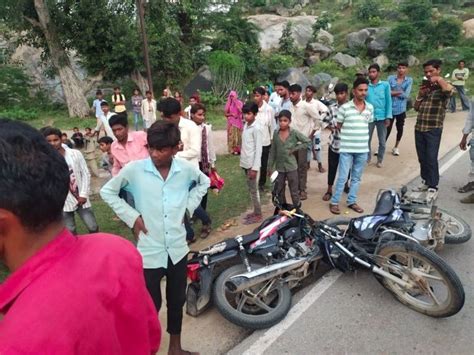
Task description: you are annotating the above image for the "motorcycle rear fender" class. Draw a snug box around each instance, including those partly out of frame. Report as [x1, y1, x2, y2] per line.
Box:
[186, 267, 213, 317]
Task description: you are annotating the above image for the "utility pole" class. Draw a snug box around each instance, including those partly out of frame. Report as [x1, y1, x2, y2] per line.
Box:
[137, 0, 153, 96]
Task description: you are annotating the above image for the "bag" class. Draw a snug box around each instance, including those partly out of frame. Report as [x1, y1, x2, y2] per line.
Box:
[209, 170, 225, 193]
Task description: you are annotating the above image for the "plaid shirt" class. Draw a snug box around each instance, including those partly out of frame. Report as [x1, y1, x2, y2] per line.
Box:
[323, 102, 342, 153]
[415, 87, 451, 132]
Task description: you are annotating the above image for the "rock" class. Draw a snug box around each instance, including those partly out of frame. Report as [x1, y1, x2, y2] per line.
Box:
[277, 67, 311, 89]
[463, 19, 474, 39]
[332, 53, 361, 68]
[367, 38, 388, 57]
[305, 55, 320, 66]
[316, 72, 332, 85]
[373, 54, 389, 68]
[306, 42, 333, 60]
[346, 29, 371, 49]
[183, 66, 213, 97]
[316, 29, 334, 45]
[248, 14, 317, 50]
[407, 55, 420, 67]
[346, 27, 390, 57]
[275, 6, 290, 17]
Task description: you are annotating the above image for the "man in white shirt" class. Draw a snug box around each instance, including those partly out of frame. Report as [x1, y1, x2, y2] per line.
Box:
[94, 101, 116, 140]
[289, 84, 322, 200]
[253, 86, 275, 191]
[141, 90, 157, 130]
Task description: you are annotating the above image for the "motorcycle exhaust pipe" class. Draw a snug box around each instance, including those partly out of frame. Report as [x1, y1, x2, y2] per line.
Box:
[225, 258, 306, 293]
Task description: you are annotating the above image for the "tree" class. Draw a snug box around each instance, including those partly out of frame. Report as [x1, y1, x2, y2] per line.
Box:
[279, 22, 297, 57]
[386, 23, 421, 61]
[430, 18, 462, 48]
[312, 12, 331, 40]
[208, 50, 244, 98]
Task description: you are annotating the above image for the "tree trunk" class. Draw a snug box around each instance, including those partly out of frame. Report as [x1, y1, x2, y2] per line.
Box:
[34, 0, 90, 118]
[130, 69, 149, 95]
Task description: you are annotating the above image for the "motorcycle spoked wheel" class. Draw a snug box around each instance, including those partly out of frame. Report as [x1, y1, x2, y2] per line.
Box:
[375, 241, 465, 318]
[213, 264, 292, 329]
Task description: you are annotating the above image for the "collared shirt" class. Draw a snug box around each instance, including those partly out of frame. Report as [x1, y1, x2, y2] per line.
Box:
[324, 102, 344, 153]
[415, 87, 452, 132]
[337, 100, 374, 154]
[176, 117, 201, 168]
[63, 147, 92, 212]
[388, 75, 413, 115]
[463, 101, 474, 135]
[452, 68, 469, 86]
[101, 157, 210, 268]
[307, 98, 330, 121]
[367, 80, 392, 120]
[141, 98, 157, 126]
[256, 101, 276, 146]
[92, 98, 104, 117]
[240, 120, 263, 170]
[0, 229, 161, 353]
[268, 128, 311, 172]
[96, 111, 116, 139]
[290, 99, 321, 137]
[111, 131, 149, 176]
[112, 93, 126, 113]
[269, 92, 282, 114]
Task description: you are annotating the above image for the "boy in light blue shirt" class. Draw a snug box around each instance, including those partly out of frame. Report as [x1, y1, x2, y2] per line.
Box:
[91, 90, 104, 120]
[367, 64, 392, 167]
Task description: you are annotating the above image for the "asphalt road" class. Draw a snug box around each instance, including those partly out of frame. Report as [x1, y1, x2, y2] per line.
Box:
[229, 149, 474, 355]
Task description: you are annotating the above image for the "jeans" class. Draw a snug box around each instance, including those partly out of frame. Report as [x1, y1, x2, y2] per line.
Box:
[193, 205, 212, 225]
[330, 152, 366, 205]
[133, 111, 143, 131]
[368, 120, 387, 162]
[386, 112, 406, 143]
[274, 170, 300, 207]
[63, 206, 99, 234]
[294, 147, 308, 193]
[415, 128, 442, 188]
[244, 168, 261, 215]
[449, 85, 471, 112]
[184, 214, 194, 241]
[259, 145, 271, 189]
[144, 256, 187, 335]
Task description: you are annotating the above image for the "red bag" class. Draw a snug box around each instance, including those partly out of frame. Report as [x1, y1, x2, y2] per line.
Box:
[209, 170, 225, 193]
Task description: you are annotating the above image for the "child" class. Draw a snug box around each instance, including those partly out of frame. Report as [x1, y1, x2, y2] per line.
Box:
[61, 132, 73, 148]
[91, 90, 104, 123]
[184, 94, 199, 119]
[112, 86, 126, 114]
[141, 90, 157, 131]
[83, 127, 99, 177]
[98, 136, 114, 175]
[131, 88, 144, 131]
[0, 119, 160, 353]
[71, 127, 84, 149]
[240, 102, 263, 225]
[190, 103, 215, 238]
[101, 120, 209, 355]
[268, 110, 311, 208]
[94, 101, 116, 139]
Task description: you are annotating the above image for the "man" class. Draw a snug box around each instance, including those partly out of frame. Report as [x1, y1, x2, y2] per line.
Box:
[449, 60, 470, 113]
[275, 80, 292, 116]
[42, 127, 98, 235]
[184, 94, 199, 119]
[458, 101, 474, 204]
[329, 78, 374, 215]
[94, 101, 116, 139]
[101, 121, 208, 355]
[254, 86, 275, 191]
[111, 86, 127, 114]
[0, 119, 160, 353]
[414, 59, 453, 194]
[366, 63, 392, 168]
[387, 62, 413, 156]
[289, 83, 322, 200]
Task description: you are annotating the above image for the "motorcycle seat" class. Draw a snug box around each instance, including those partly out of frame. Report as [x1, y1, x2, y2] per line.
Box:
[349, 215, 388, 240]
[221, 231, 261, 252]
[372, 190, 396, 215]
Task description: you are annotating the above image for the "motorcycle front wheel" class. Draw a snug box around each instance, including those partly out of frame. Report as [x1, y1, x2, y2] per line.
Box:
[375, 241, 465, 318]
[213, 264, 292, 329]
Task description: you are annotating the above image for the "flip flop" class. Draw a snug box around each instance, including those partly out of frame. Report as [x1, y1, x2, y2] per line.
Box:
[322, 192, 332, 201]
[348, 203, 364, 213]
[329, 204, 340, 215]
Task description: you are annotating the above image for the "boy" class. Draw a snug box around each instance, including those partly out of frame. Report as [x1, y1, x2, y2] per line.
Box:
[42, 127, 99, 234]
[71, 127, 84, 149]
[91, 90, 104, 123]
[240, 102, 263, 225]
[83, 127, 99, 177]
[101, 121, 209, 355]
[268, 110, 311, 207]
[112, 86, 126, 114]
[141, 90, 157, 130]
[61, 132, 73, 148]
[0, 119, 160, 353]
[94, 101, 116, 139]
[184, 94, 199, 119]
[98, 136, 114, 175]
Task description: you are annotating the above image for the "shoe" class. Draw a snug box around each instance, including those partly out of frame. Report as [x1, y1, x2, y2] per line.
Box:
[200, 225, 212, 239]
[376, 162, 383, 168]
[460, 192, 474, 204]
[300, 191, 308, 201]
[426, 187, 438, 201]
[392, 147, 400, 156]
[458, 181, 474, 193]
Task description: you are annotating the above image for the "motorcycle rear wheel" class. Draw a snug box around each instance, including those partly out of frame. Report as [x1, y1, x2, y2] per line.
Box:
[375, 241, 465, 318]
[213, 264, 292, 329]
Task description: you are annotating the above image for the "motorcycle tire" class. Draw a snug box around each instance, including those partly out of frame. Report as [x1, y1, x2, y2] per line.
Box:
[375, 241, 465, 318]
[213, 264, 292, 330]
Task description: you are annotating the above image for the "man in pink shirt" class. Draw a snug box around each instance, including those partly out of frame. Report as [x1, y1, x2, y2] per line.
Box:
[0, 119, 161, 354]
[109, 113, 149, 176]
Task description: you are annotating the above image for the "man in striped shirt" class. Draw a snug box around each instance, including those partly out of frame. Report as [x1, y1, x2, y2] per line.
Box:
[329, 78, 374, 215]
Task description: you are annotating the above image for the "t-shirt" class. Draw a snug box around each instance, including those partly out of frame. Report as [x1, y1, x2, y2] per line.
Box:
[452, 68, 470, 86]
[112, 93, 126, 113]
[92, 98, 104, 117]
[337, 100, 374, 154]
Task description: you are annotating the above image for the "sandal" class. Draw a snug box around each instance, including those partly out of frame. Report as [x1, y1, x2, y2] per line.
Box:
[329, 204, 340, 215]
[322, 192, 332, 201]
[348, 203, 364, 213]
[200, 225, 211, 239]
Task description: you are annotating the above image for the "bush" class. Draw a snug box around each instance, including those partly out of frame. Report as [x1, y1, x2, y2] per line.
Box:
[208, 50, 245, 98]
[355, 0, 382, 21]
[387, 23, 421, 61]
[309, 61, 357, 86]
[260, 54, 297, 82]
[0, 65, 31, 108]
[199, 91, 225, 108]
[429, 18, 462, 48]
[279, 22, 298, 57]
[0, 107, 39, 121]
[312, 12, 331, 39]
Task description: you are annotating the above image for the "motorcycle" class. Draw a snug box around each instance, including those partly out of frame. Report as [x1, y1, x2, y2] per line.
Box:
[186, 174, 465, 329]
[325, 186, 471, 251]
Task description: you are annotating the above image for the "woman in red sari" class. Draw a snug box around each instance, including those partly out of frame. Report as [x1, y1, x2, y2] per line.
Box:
[224, 90, 243, 155]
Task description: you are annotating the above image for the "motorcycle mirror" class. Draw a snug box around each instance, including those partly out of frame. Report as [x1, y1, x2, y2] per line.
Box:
[270, 171, 279, 183]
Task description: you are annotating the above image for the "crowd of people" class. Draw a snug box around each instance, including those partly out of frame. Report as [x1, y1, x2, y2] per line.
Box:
[0, 57, 472, 354]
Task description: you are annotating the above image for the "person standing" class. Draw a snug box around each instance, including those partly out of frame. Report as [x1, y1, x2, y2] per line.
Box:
[387, 62, 413, 156]
[225, 91, 243, 155]
[449, 60, 470, 113]
[457, 100, 474, 204]
[131, 88, 144, 131]
[141, 90, 157, 131]
[101, 121, 208, 355]
[288, 84, 321, 201]
[94, 101, 116, 139]
[91, 90, 105, 130]
[112, 86, 127, 114]
[366, 63, 392, 168]
[329, 78, 374, 215]
[42, 127, 99, 234]
[253, 86, 275, 191]
[414, 59, 453, 194]
[83, 127, 100, 178]
[274, 80, 292, 117]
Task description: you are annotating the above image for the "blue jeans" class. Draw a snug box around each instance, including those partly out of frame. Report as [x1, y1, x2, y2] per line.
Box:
[449, 85, 471, 112]
[368, 120, 387, 162]
[63, 206, 98, 234]
[331, 152, 366, 205]
[133, 111, 143, 131]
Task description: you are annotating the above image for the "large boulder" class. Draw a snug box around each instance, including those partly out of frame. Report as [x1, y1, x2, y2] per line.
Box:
[248, 14, 317, 50]
[367, 38, 388, 57]
[407, 55, 420, 67]
[346, 29, 371, 49]
[311, 72, 332, 89]
[183, 66, 213, 97]
[346, 27, 389, 57]
[306, 42, 333, 60]
[463, 19, 474, 39]
[316, 29, 334, 45]
[277, 67, 311, 88]
[332, 53, 361, 68]
[373, 54, 389, 68]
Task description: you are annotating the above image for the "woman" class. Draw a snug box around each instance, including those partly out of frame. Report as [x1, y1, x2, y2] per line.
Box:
[225, 90, 243, 155]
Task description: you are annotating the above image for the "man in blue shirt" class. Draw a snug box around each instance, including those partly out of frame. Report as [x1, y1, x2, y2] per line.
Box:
[367, 64, 393, 168]
[101, 121, 209, 355]
[387, 62, 413, 156]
